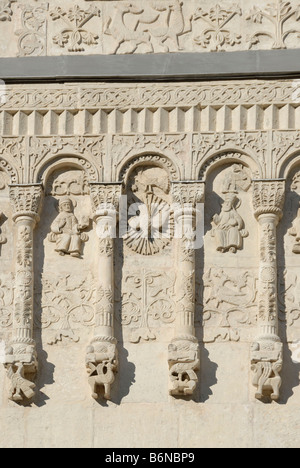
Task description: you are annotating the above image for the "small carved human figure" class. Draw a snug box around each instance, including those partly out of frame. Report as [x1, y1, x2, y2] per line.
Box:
[251, 339, 283, 401]
[168, 337, 200, 396]
[289, 202, 300, 253]
[212, 193, 248, 253]
[48, 197, 89, 258]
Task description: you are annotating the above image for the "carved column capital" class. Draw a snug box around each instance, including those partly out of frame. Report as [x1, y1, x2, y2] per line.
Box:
[172, 181, 205, 207]
[89, 183, 123, 220]
[252, 180, 285, 220]
[9, 184, 44, 224]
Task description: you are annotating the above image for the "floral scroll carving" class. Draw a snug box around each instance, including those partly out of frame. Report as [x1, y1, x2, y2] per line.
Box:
[247, 1, 300, 50]
[119, 269, 176, 343]
[35, 273, 96, 345]
[193, 4, 242, 52]
[0, 0, 14, 22]
[16, 4, 48, 57]
[50, 5, 101, 52]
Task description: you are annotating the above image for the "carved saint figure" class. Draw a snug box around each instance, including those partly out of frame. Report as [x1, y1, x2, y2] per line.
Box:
[212, 193, 248, 253]
[289, 202, 300, 253]
[48, 197, 89, 258]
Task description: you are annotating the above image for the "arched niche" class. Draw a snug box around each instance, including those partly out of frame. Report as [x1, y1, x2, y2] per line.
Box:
[33, 161, 96, 348]
[198, 153, 259, 344]
[277, 162, 300, 342]
[115, 155, 176, 347]
[198, 150, 260, 183]
[36, 154, 99, 186]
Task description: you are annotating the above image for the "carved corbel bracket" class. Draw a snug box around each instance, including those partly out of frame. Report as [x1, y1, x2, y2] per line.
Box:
[86, 336, 118, 400]
[168, 335, 200, 397]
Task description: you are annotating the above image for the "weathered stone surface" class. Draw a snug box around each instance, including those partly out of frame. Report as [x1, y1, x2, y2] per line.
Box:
[0, 11, 300, 445]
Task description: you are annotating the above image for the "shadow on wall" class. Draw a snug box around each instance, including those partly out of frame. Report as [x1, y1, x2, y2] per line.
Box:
[277, 179, 300, 405]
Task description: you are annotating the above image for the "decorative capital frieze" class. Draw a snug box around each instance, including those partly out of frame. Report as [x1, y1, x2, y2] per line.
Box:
[171, 182, 205, 207]
[9, 184, 44, 222]
[252, 180, 285, 220]
[90, 183, 123, 219]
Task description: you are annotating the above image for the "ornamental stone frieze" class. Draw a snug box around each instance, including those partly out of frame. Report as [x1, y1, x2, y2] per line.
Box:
[3, 0, 300, 57]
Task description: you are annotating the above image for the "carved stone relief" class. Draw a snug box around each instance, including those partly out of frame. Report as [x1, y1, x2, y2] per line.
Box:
[0, 0, 14, 22]
[48, 197, 89, 258]
[3, 0, 300, 58]
[123, 165, 173, 256]
[35, 273, 96, 345]
[117, 269, 176, 343]
[211, 164, 251, 253]
[202, 268, 257, 343]
[16, 3, 48, 57]
[50, 5, 101, 53]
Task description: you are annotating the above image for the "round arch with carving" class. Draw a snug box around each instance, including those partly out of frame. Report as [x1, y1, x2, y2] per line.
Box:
[118, 152, 180, 185]
[279, 150, 300, 180]
[0, 156, 19, 185]
[36, 154, 100, 187]
[198, 150, 260, 182]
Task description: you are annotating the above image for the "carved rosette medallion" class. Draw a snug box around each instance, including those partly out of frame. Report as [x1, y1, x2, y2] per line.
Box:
[123, 166, 173, 256]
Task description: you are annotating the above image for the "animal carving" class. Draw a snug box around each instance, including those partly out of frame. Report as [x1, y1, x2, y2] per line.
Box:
[168, 338, 200, 396]
[87, 361, 117, 400]
[104, 1, 193, 54]
[7, 363, 36, 402]
[139, 1, 192, 52]
[251, 340, 283, 401]
[104, 2, 152, 54]
[86, 341, 118, 400]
